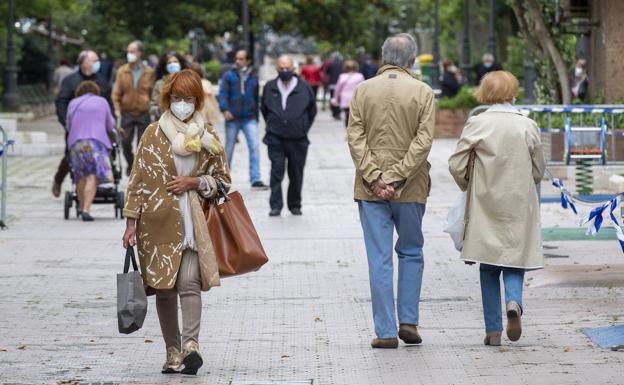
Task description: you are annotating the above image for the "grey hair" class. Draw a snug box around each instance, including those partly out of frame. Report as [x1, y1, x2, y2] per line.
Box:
[76, 50, 95, 65]
[130, 40, 144, 53]
[381, 33, 418, 68]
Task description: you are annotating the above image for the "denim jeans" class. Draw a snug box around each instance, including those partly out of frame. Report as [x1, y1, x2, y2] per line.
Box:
[479, 264, 525, 333]
[225, 119, 261, 183]
[358, 200, 426, 338]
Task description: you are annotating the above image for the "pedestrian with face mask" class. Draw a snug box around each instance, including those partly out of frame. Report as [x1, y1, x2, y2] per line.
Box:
[571, 59, 588, 101]
[441, 59, 462, 98]
[150, 52, 188, 120]
[474, 53, 502, 85]
[218, 49, 267, 189]
[261, 55, 317, 216]
[122, 69, 231, 375]
[52, 50, 112, 197]
[112, 40, 156, 176]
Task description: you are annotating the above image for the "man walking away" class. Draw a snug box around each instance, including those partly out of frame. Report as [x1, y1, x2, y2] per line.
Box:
[347, 33, 435, 349]
[218, 49, 267, 189]
[112, 40, 155, 176]
[261, 55, 317, 217]
[52, 50, 112, 197]
[324, 52, 343, 120]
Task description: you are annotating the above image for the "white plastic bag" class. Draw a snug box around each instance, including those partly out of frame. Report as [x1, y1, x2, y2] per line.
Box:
[444, 192, 466, 251]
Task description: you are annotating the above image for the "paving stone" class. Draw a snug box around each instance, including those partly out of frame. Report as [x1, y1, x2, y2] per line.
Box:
[0, 113, 622, 385]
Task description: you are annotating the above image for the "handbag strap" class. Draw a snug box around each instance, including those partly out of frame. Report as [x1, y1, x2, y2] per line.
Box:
[124, 247, 139, 273]
[462, 151, 476, 240]
[215, 178, 230, 201]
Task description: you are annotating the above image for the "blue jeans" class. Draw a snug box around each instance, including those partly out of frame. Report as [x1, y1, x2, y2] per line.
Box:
[479, 264, 525, 333]
[225, 119, 261, 184]
[358, 200, 426, 338]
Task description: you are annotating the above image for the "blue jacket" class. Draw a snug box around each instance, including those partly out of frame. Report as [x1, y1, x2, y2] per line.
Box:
[218, 67, 259, 120]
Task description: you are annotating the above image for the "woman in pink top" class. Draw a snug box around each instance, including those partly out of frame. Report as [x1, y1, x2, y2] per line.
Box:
[332, 60, 365, 127]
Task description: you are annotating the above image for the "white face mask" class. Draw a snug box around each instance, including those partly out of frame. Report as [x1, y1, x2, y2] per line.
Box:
[127, 53, 138, 63]
[170, 101, 195, 121]
[448, 65, 457, 73]
[575, 67, 585, 77]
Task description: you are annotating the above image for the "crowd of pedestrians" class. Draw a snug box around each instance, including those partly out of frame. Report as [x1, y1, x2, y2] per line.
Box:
[45, 31, 552, 376]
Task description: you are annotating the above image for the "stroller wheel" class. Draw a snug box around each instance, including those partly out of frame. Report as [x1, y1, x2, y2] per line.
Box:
[116, 191, 125, 219]
[64, 191, 72, 220]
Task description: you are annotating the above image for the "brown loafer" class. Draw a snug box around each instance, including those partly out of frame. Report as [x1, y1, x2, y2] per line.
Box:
[371, 337, 398, 349]
[398, 324, 422, 345]
[483, 331, 502, 346]
[506, 301, 522, 342]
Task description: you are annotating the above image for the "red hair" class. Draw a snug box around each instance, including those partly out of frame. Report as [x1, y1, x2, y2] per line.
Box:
[160, 69, 205, 111]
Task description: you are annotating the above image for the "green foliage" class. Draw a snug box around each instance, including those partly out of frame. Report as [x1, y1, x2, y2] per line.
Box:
[202, 60, 221, 83]
[437, 86, 479, 110]
[504, 35, 526, 83]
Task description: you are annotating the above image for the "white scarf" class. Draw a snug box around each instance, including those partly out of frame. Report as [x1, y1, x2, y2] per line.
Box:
[158, 110, 221, 156]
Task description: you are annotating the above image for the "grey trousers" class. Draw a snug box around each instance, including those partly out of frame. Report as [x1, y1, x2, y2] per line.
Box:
[155, 249, 202, 349]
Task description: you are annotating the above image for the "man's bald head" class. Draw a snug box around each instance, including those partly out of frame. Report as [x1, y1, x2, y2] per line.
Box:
[277, 55, 294, 71]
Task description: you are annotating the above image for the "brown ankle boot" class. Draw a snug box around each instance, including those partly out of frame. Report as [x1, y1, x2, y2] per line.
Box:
[398, 324, 422, 344]
[506, 301, 522, 342]
[371, 337, 399, 349]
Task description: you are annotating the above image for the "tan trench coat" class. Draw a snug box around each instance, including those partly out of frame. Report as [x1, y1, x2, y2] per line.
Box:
[448, 106, 545, 269]
[347, 65, 435, 203]
[123, 121, 231, 293]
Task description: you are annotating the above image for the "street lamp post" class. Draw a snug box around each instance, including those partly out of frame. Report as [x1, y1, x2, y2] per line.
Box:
[2, 0, 20, 111]
[431, 0, 440, 89]
[242, 0, 250, 51]
[461, 0, 471, 85]
[47, 16, 55, 95]
[487, 0, 497, 58]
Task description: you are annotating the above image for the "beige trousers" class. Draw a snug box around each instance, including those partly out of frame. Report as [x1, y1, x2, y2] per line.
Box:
[155, 249, 202, 349]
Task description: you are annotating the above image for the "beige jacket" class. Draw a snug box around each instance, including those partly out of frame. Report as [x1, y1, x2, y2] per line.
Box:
[112, 63, 155, 115]
[200, 79, 221, 125]
[124, 121, 231, 293]
[448, 105, 545, 269]
[347, 65, 435, 203]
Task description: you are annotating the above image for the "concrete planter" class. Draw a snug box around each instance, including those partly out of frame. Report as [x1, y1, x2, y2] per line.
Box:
[434, 108, 468, 139]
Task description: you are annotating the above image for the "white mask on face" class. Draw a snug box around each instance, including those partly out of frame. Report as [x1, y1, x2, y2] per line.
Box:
[448, 65, 457, 73]
[575, 67, 584, 77]
[127, 53, 138, 63]
[170, 101, 195, 121]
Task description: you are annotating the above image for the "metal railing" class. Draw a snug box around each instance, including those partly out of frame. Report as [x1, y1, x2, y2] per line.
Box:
[0, 124, 15, 229]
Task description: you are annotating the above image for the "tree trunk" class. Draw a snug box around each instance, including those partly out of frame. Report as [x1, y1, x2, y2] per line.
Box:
[524, 0, 571, 104]
[509, 0, 544, 58]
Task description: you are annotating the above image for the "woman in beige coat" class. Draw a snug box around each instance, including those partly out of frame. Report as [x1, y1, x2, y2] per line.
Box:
[122, 70, 231, 375]
[448, 71, 545, 346]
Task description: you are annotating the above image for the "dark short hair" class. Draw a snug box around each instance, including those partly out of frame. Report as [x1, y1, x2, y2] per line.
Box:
[75, 81, 101, 97]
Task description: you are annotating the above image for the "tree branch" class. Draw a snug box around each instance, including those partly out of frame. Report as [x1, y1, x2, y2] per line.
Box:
[510, 0, 544, 57]
[524, 0, 571, 104]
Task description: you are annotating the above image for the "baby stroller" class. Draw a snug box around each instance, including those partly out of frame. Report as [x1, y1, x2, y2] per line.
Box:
[63, 127, 125, 220]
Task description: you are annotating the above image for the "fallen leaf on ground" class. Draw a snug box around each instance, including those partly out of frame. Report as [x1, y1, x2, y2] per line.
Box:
[17, 344, 26, 350]
[0, 348, 7, 352]
[281, 354, 291, 358]
[144, 339, 153, 343]
[563, 347, 572, 352]
[314, 316, 322, 322]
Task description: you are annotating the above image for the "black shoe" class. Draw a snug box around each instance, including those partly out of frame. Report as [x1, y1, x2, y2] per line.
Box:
[251, 181, 269, 190]
[290, 208, 302, 216]
[269, 209, 281, 217]
[81, 212, 94, 222]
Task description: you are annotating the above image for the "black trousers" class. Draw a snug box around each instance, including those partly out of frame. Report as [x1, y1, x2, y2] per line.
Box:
[54, 131, 71, 185]
[121, 112, 151, 171]
[329, 88, 341, 119]
[267, 137, 309, 211]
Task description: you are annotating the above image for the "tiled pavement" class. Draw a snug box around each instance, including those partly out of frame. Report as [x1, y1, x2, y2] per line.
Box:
[0, 113, 623, 385]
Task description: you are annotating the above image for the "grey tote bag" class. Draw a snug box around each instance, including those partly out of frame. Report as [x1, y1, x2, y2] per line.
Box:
[117, 247, 147, 334]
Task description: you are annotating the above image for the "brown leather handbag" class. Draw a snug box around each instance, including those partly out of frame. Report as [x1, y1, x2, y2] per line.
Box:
[202, 181, 268, 277]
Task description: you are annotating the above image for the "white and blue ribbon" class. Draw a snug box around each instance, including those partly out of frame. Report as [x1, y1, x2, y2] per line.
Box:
[579, 193, 624, 252]
[0, 139, 15, 157]
[552, 178, 578, 214]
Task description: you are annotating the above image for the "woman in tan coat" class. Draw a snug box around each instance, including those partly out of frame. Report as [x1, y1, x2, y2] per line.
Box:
[122, 69, 231, 375]
[448, 71, 545, 346]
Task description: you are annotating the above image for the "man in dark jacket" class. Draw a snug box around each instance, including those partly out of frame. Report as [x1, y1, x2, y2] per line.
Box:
[261, 55, 317, 217]
[52, 50, 112, 197]
[218, 49, 267, 189]
[323, 52, 343, 120]
[474, 53, 503, 85]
